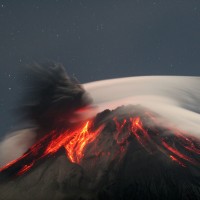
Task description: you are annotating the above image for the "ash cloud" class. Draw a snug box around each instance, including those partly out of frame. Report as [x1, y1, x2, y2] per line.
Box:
[0, 62, 92, 167]
[20, 62, 92, 132]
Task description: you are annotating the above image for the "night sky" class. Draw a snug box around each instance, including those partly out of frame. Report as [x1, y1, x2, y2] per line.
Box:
[1, 0, 200, 136]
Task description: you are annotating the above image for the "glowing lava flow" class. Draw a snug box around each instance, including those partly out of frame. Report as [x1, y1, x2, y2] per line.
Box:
[44, 121, 104, 163]
[0, 112, 200, 177]
[0, 120, 104, 175]
[113, 115, 200, 167]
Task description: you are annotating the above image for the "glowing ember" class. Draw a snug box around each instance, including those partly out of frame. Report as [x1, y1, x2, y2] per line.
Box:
[43, 121, 105, 163]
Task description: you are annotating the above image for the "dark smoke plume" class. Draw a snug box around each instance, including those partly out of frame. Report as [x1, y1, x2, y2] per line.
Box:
[0, 62, 92, 167]
[20, 62, 92, 133]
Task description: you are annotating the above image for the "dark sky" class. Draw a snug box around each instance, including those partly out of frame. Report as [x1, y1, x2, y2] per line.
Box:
[0, 0, 200, 136]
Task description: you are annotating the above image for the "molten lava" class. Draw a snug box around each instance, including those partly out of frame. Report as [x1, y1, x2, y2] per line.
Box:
[44, 121, 104, 163]
[0, 120, 104, 175]
[0, 110, 200, 177]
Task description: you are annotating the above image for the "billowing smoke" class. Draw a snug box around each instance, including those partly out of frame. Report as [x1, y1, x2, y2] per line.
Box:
[0, 63, 92, 167]
[0, 63, 200, 200]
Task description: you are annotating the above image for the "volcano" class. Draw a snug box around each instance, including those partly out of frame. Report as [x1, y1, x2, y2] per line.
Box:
[1, 105, 200, 200]
[0, 63, 200, 200]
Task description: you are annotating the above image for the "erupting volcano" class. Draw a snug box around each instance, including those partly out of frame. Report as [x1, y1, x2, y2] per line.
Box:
[1, 105, 200, 178]
[0, 63, 200, 200]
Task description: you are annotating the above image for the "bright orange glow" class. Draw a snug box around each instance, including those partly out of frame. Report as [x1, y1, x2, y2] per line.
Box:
[0, 121, 104, 175]
[64, 121, 103, 163]
[129, 117, 150, 147]
[44, 121, 104, 163]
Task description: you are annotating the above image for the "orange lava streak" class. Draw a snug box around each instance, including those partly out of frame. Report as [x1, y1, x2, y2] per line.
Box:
[113, 117, 127, 133]
[64, 121, 103, 163]
[169, 155, 185, 167]
[129, 117, 150, 147]
[17, 162, 35, 176]
[44, 121, 104, 163]
[44, 130, 71, 155]
[173, 130, 200, 155]
[0, 121, 104, 175]
[113, 118, 128, 144]
[0, 152, 28, 172]
[162, 140, 197, 164]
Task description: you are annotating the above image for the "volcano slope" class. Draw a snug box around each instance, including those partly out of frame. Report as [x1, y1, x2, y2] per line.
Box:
[0, 105, 200, 200]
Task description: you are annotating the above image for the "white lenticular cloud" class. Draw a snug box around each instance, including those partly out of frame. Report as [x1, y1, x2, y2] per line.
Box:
[83, 76, 200, 138]
[0, 128, 36, 167]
